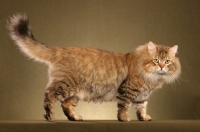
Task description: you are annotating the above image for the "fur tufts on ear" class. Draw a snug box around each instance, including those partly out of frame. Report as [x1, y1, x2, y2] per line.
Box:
[147, 41, 156, 54]
[170, 45, 178, 54]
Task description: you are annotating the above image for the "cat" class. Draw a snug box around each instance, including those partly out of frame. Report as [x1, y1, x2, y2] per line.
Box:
[7, 13, 181, 122]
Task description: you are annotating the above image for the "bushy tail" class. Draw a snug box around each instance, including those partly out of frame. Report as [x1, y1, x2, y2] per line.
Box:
[7, 13, 53, 64]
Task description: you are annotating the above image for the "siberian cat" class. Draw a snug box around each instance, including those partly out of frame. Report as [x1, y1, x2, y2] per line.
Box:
[7, 14, 181, 122]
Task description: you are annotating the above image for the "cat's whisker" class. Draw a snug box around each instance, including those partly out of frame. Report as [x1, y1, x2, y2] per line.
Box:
[179, 77, 188, 83]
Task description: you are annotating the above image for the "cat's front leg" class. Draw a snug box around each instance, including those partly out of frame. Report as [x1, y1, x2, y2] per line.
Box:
[134, 101, 152, 121]
[117, 97, 131, 122]
[117, 87, 140, 122]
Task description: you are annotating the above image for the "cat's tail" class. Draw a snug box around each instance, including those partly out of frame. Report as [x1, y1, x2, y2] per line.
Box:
[7, 13, 54, 64]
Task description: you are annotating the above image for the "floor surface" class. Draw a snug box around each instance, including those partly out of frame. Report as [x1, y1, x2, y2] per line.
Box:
[0, 120, 200, 132]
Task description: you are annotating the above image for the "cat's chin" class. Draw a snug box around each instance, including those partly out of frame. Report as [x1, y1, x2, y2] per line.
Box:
[157, 71, 167, 75]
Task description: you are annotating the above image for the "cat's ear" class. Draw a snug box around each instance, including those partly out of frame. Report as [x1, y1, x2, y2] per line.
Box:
[147, 41, 156, 54]
[170, 45, 178, 55]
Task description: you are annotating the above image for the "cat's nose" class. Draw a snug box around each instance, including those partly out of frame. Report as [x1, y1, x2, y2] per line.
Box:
[159, 64, 165, 70]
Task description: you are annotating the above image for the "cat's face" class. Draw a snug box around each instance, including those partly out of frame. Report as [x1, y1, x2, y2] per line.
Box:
[138, 42, 181, 83]
[151, 58, 174, 75]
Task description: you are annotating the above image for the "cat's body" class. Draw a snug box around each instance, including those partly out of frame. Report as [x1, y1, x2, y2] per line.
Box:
[8, 14, 181, 122]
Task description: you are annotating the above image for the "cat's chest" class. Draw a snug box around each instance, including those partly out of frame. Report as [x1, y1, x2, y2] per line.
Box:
[143, 80, 164, 90]
[134, 89, 152, 103]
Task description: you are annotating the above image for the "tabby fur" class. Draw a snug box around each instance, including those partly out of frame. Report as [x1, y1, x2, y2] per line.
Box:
[7, 14, 181, 122]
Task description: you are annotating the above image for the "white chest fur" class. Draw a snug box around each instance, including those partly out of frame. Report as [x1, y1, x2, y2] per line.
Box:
[134, 89, 152, 103]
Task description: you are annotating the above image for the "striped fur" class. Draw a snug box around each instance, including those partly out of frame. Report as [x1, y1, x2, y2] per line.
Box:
[8, 14, 181, 122]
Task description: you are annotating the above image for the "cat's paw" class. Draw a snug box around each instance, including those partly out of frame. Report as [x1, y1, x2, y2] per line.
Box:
[44, 114, 55, 122]
[138, 114, 152, 121]
[68, 114, 83, 121]
[143, 115, 152, 121]
[74, 115, 83, 121]
[118, 115, 131, 122]
[136, 109, 152, 121]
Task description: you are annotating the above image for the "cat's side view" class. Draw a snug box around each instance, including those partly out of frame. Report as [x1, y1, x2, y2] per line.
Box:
[7, 14, 181, 122]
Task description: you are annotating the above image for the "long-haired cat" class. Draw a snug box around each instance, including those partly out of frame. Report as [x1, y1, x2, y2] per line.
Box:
[7, 14, 181, 122]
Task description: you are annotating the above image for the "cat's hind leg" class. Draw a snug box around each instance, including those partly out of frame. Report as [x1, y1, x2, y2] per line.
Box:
[44, 81, 72, 121]
[61, 96, 82, 121]
[44, 90, 56, 121]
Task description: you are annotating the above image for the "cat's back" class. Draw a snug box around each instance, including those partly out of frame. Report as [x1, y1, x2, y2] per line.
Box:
[64, 46, 112, 56]
[65, 46, 127, 68]
[73, 46, 127, 80]
[62, 46, 126, 65]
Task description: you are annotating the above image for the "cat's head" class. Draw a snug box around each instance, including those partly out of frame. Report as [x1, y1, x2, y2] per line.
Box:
[136, 42, 181, 83]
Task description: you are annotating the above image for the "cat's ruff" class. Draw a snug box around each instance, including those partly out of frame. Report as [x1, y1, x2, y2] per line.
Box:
[7, 13, 181, 122]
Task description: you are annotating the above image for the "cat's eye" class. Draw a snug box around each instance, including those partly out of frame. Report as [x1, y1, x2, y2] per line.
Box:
[153, 59, 159, 63]
[165, 60, 170, 64]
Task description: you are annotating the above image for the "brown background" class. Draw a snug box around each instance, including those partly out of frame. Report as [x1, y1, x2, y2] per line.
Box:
[0, 0, 200, 120]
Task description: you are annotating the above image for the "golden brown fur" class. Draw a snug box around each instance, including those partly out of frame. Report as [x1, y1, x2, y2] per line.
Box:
[7, 14, 181, 122]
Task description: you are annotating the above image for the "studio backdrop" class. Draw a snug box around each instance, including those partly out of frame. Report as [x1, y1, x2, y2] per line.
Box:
[0, 0, 200, 120]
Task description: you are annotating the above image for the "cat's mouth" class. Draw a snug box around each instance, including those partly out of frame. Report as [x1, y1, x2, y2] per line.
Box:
[157, 70, 168, 75]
